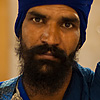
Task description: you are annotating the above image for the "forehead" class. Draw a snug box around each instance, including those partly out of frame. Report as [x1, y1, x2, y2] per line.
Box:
[27, 5, 79, 19]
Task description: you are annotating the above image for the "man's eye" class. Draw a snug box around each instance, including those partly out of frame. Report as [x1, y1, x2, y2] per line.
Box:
[32, 17, 43, 23]
[62, 23, 73, 28]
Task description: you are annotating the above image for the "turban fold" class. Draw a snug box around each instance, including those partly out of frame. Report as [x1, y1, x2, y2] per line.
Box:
[15, 0, 93, 47]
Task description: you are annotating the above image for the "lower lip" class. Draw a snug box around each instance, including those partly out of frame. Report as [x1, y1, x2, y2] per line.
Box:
[36, 54, 58, 61]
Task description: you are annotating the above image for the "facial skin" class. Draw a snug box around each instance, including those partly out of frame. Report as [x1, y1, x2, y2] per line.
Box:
[22, 5, 80, 58]
[20, 5, 80, 100]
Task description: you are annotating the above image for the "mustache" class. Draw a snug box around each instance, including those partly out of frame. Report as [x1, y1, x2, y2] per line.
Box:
[22, 44, 68, 62]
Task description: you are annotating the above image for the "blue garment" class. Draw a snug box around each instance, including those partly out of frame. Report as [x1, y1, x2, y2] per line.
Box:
[18, 77, 30, 100]
[0, 62, 100, 100]
[15, 0, 93, 46]
[0, 77, 19, 100]
[0, 82, 3, 85]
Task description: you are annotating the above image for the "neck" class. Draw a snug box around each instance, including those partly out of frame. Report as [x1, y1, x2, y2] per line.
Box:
[22, 68, 72, 100]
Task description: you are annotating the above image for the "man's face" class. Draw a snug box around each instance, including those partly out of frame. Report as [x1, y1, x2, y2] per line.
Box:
[22, 5, 80, 58]
[19, 4, 80, 95]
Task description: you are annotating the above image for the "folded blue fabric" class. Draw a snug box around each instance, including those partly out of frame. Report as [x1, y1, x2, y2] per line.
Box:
[15, 0, 93, 46]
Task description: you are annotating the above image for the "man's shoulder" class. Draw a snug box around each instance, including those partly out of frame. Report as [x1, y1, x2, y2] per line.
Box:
[0, 82, 3, 86]
[77, 64, 94, 75]
[0, 76, 20, 99]
[0, 76, 19, 88]
[77, 63, 94, 83]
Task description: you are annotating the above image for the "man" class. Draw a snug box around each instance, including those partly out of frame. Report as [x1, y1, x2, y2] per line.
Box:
[0, 0, 100, 100]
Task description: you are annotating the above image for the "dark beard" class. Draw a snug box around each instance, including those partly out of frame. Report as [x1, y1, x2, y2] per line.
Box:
[16, 39, 78, 96]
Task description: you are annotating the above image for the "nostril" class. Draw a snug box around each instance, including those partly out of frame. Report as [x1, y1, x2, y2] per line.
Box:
[41, 40, 48, 44]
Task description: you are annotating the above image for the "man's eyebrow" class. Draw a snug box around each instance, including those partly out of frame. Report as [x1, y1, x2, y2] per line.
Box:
[27, 11, 46, 18]
[61, 17, 80, 23]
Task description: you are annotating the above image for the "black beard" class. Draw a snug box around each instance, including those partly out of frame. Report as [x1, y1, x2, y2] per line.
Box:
[16, 39, 78, 96]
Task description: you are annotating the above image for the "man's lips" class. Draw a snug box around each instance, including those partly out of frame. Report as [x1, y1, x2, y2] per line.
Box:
[40, 53, 55, 60]
[35, 52, 58, 61]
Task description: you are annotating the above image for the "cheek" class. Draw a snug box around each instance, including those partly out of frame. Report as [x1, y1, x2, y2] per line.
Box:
[22, 23, 42, 48]
[61, 31, 80, 55]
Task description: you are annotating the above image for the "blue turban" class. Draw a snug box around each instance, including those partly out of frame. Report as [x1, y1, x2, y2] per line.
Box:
[15, 0, 93, 47]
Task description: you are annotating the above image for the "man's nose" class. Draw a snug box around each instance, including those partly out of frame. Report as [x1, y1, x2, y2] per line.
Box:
[40, 23, 61, 46]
